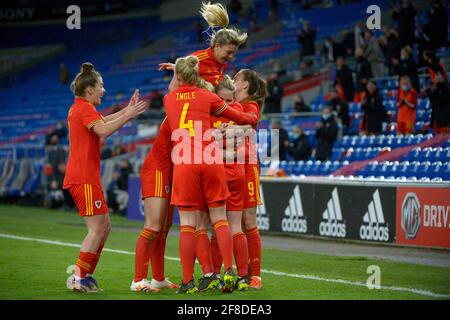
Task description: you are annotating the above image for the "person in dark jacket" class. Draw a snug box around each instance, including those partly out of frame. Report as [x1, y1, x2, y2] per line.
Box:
[270, 119, 290, 161]
[297, 21, 316, 61]
[334, 56, 354, 103]
[355, 48, 373, 94]
[361, 80, 388, 135]
[383, 28, 402, 76]
[426, 72, 450, 134]
[314, 106, 339, 161]
[398, 46, 419, 91]
[264, 73, 284, 114]
[328, 89, 350, 130]
[427, 0, 448, 50]
[286, 126, 311, 161]
[392, 0, 416, 47]
[293, 95, 311, 113]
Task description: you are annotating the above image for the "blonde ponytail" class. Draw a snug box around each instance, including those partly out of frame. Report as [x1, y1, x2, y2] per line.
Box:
[200, 1, 247, 48]
[200, 1, 229, 28]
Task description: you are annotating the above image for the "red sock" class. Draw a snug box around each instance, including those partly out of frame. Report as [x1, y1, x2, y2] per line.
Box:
[233, 232, 249, 278]
[245, 227, 261, 277]
[88, 244, 104, 275]
[150, 231, 167, 282]
[195, 229, 214, 275]
[210, 235, 223, 274]
[76, 252, 97, 278]
[134, 228, 159, 282]
[180, 225, 196, 284]
[212, 220, 234, 272]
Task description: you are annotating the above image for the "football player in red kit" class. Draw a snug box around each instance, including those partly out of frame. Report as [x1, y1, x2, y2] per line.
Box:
[163, 55, 257, 293]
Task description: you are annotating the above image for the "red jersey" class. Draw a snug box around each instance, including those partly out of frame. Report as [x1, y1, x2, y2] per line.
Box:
[241, 101, 261, 164]
[63, 97, 104, 189]
[141, 117, 173, 172]
[191, 47, 227, 86]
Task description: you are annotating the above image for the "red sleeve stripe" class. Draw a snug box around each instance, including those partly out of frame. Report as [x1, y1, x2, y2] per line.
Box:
[87, 119, 104, 129]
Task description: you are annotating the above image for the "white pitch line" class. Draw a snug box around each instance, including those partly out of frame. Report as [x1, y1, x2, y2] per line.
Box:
[1, 233, 449, 299]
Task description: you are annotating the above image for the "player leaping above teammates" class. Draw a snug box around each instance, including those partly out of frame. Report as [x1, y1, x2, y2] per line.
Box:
[159, 1, 247, 89]
[64, 63, 148, 292]
[163, 55, 258, 293]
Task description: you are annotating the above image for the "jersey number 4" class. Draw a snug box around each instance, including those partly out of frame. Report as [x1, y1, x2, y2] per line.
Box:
[179, 102, 195, 137]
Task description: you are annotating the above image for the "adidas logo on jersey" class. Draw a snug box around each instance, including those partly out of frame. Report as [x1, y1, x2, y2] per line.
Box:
[281, 185, 307, 233]
[256, 185, 269, 231]
[319, 188, 346, 238]
[359, 190, 389, 242]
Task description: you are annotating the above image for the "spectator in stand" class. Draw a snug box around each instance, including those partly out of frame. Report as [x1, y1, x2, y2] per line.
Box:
[397, 76, 418, 134]
[382, 28, 402, 76]
[107, 159, 134, 215]
[327, 88, 350, 131]
[59, 63, 70, 85]
[417, 24, 434, 67]
[297, 20, 316, 61]
[270, 119, 290, 161]
[392, 0, 416, 48]
[397, 46, 419, 91]
[286, 126, 311, 161]
[423, 51, 448, 85]
[314, 106, 339, 161]
[427, 0, 448, 50]
[322, 36, 345, 64]
[111, 137, 126, 158]
[45, 121, 68, 145]
[265, 73, 284, 114]
[426, 72, 450, 134]
[46, 163, 66, 209]
[362, 30, 384, 78]
[293, 95, 311, 113]
[353, 22, 365, 52]
[46, 134, 67, 172]
[361, 79, 388, 135]
[355, 48, 373, 98]
[340, 28, 355, 57]
[334, 56, 354, 103]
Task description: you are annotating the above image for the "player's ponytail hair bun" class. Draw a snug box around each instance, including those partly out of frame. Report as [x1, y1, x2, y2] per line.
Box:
[81, 62, 95, 74]
[200, 1, 247, 48]
[71, 62, 101, 97]
[175, 55, 199, 85]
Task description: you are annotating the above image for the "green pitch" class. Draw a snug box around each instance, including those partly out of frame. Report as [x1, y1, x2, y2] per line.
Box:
[0, 205, 449, 300]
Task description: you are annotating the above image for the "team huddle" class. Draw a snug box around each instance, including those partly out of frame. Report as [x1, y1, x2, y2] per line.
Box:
[64, 2, 267, 294]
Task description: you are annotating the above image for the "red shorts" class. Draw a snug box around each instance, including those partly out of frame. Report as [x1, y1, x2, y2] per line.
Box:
[244, 163, 262, 209]
[141, 167, 172, 201]
[225, 163, 245, 211]
[67, 184, 108, 217]
[171, 163, 229, 211]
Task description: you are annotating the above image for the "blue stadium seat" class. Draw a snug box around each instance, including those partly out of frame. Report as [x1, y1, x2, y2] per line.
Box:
[429, 162, 442, 179]
[417, 161, 431, 178]
[406, 161, 421, 177]
[292, 161, 305, 176]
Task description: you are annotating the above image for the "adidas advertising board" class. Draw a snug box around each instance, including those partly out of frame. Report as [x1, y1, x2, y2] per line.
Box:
[318, 188, 346, 238]
[359, 189, 390, 242]
[281, 185, 307, 233]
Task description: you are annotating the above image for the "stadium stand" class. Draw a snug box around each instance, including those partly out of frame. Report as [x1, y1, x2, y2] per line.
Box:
[0, 0, 448, 208]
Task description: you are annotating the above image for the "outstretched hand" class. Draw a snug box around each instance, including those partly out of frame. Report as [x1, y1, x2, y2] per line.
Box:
[158, 62, 175, 71]
[128, 89, 140, 107]
[125, 100, 148, 119]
